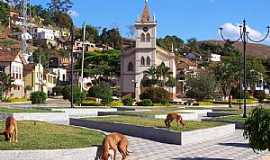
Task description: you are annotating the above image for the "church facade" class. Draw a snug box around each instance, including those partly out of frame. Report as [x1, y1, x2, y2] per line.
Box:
[120, 1, 176, 101]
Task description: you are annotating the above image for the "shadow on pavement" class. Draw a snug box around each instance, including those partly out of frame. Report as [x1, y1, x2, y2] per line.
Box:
[172, 158, 233, 160]
[218, 142, 250, 148]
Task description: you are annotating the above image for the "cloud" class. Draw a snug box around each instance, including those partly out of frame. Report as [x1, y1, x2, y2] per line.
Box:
[68, 10, 79, 17]
[220, 23, 270, 44]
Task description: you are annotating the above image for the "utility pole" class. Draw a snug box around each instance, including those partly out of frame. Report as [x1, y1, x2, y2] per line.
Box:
[219, 19, 270, 118]
[70, 24, 74, 108]
[80, 23, 86, 107]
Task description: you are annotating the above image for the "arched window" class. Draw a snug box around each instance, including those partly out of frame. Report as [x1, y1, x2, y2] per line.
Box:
[146, 33, 151, 42]
[141, 57, 145, 66]
[146, 56, 151, 66]
[141, 33, 146, 42]
[128, 62, 134, 72]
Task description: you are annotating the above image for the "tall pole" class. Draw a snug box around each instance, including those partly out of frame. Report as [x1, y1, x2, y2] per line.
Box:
[70, 25, 74, 108]
[219, 19, 269, 118]
[242, 20, 247, 118]
[80, 23, 86, 107]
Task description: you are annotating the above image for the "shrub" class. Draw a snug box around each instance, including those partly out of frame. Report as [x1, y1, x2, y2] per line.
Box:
[122, 95, 134, 106]
[140, 87, 170, 103]
[253, 91, 266, 103]
[244, 108, 270, 152]
[62, 86, 70, 100]
[137, 99, 153, 106]
[160, 99, 170, 106]
[88, 82, 113, 105]
[62, 86, 86, 105]
[30, 91, 47, 104]
[111, 101, 124, 107]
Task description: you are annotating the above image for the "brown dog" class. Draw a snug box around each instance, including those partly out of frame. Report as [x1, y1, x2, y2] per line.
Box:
[164, 112, 185, 128]
[2, 116, 18, 143]
[101, 132, 130, 160]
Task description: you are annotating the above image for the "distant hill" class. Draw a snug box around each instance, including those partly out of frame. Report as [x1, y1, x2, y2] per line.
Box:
[203, 40, 270, 59]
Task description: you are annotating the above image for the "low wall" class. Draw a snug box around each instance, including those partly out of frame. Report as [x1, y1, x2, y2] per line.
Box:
[51, 108, 117, 117]
[70, 119, 235, 145]
[0, 147, 99, 160]
[181, 124, 235, 145]
[154, 112, 199, 121]
[181, 109, 212, 117]
[0, 113, 69, 125]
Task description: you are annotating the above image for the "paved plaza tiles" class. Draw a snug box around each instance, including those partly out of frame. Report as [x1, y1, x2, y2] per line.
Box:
[116, 130, 269, 160]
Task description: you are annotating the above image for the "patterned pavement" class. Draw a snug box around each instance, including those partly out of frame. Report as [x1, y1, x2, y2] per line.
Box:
[115, 130, 269, 160]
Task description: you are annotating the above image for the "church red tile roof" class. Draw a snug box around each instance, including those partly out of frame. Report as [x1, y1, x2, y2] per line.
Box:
[141, 1, 151, 23]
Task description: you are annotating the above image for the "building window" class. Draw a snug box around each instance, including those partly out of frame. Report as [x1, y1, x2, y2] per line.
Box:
[147, 56, 151, 66]
[141, 33, 145, 42]
[141, 57, 145, 66]
[146, 33, 151, 42]
[128, 62, 134, 72]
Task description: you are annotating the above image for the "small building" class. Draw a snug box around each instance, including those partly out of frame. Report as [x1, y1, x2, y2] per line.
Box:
[210, 54, 221, 62]
[44, 70, 57, 95]
[0, 51, 26, 98]
[23, 63, 47, 97]
[184, 52, 202, 61]
[51, 68, 67, 82]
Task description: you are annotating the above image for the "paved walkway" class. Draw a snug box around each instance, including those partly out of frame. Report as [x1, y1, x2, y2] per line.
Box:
[115, 130, 269, 160]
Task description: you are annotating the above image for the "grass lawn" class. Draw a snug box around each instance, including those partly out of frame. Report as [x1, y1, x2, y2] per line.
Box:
[0, 107, 59, 113]
[0, 121, 104, 150]
[213, 115, 247, 124]
[85, 116, 226, 132]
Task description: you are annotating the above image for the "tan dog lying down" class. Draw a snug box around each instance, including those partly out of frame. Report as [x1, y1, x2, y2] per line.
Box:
[101, 132, 131, 160]
[2, 116, 18, 143]
[164, 112, 185, 128]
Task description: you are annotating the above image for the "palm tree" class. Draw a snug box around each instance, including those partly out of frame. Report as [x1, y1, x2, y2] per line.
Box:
[166, 76, 177, 99]
[157, 62, 172, 87]
[143, 66, 157, 80]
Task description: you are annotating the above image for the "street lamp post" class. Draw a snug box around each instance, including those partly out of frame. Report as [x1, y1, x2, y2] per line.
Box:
[219, 19, 270, 118]
[131, 80, 137, 100]
[70, 24, 75, 108]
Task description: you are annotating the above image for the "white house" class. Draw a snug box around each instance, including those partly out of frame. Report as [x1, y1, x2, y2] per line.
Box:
[51, 68, 67, 82]
[210, 53, 221, 62]
[120, 1, 176, 101]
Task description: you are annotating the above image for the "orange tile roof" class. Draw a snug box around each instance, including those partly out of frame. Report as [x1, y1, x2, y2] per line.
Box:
[141, 1, 151, 23]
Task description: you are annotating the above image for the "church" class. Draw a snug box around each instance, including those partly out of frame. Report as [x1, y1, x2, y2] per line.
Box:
[120, 0, 176, 101]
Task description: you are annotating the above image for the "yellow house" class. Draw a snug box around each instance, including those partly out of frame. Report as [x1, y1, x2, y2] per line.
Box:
[24, 63, 48, 97]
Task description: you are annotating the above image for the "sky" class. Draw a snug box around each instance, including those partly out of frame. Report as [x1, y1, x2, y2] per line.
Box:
[30, 0, 270, 43]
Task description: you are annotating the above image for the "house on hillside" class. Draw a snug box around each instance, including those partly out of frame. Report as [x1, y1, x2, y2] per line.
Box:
[0, 51, 26, 98]
[184, 52, 202, 61]
[176, 57, 198, 97]
[23, 63, 47, 97]
[209, 53, 221, 62]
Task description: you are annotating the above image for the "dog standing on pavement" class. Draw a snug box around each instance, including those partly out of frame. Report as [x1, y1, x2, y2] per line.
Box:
[2, 116, 18, 143]
[164, 112, 185, 128]
[100, 132, 131, 160]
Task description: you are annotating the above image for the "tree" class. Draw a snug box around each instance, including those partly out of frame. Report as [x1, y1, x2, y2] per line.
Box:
[140, 87, 170, 103]
[88, 82, 113, 105]
[247, 58, 266, 96]
[33, 49, 49, 67]
[99, 28, 122, 49]
[186, 38, 199, 52]
[156, 62, 172, 87]
[75, 25, 99, 43]
[0, 1, 9, 26]
[76, 50, 120, 79]
[186, 73, 217, 100]
[166, 76, 177, 99]
[212, 55, 240, 107]
[244, 107, 270, 152]
[143, 66, 157, 80]
[157, 35, 184, 54]
[0, 72, 14, 99]
[48, 0, 73, 13]
[52, 12, 73, 29]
